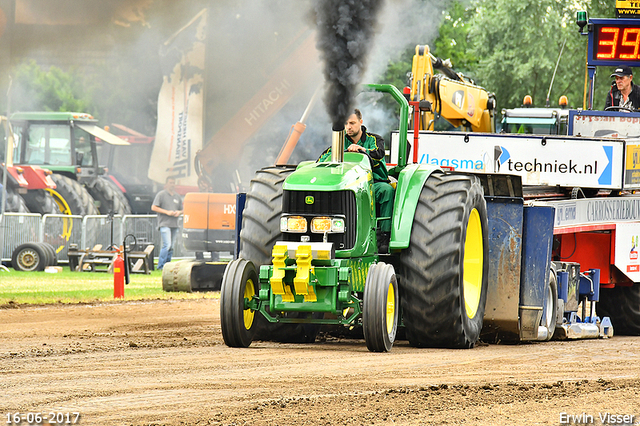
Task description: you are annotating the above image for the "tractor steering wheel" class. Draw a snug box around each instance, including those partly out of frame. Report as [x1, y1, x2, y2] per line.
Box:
[605, 105, 635, 113]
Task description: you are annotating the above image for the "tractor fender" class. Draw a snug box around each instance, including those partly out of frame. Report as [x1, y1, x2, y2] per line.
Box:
[390, 164, 440, 250]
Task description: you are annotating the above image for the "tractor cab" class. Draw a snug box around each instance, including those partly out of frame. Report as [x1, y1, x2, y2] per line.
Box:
[8, 112, 132, 216]
[9, 112, 115, 181]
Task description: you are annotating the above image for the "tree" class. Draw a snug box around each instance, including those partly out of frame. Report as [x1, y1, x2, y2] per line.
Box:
[469, 0, 569, 109]
[432, 1, 477, 75]
[467, 0, 615, 110]
[374, 1, 472, 128]
[379, 1, 476, 93]
[10, 60, 93, 113]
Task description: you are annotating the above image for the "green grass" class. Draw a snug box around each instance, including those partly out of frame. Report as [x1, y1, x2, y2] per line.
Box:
[0, 267, 219, 306]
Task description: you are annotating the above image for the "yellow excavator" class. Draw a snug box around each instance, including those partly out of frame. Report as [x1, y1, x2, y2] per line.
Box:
[407, 45, 495, 134]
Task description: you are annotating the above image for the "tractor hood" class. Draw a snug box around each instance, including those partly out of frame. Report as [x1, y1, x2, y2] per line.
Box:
[76, 123, 130, 146]
[283, 152, 372, 192]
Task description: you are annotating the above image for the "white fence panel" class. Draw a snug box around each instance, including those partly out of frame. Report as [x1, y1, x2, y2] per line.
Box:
[0, 214, 202, 264]
[1, 213, 42, 262]
[82, 215, 123, 251]
[42, 214, 83, 263]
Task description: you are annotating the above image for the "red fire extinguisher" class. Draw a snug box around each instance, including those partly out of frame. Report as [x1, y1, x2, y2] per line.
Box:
[113, 245, 125, 299]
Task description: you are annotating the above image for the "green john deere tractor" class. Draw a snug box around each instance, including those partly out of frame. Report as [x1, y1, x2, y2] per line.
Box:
[9, 112, 132, 216]
[220, 84, 489, 352]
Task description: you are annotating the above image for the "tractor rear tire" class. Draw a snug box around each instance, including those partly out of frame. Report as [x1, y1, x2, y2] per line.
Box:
[398, 172, 489, 349]
[220, 258, 259, 348]
[598, 284, 640, 335]
[49, 174, 99, 216]
[3, 187, 29, 213]
[363, 262, 399, 352]
[22, 189, 61, 215]
[12, 243, 47, 272]
[239, 165, 296, 264]
[87, 177, 132, 215]
[239, 165, 323, 343]
[104, 177, 133, 214]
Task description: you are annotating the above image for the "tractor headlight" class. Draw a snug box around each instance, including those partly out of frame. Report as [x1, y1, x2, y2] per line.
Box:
[281, 216, 307, 233]
[311, 217, 331, 233]
[331, 218, 345, 232]
[311, 217, 345, 233]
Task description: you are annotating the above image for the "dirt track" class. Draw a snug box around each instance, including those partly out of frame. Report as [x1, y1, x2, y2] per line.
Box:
[1, 298, 640, 426]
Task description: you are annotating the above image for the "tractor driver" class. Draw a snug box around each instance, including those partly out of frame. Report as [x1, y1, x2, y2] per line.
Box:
[605, 65, 640, 111]
[319, 109, 394, 253]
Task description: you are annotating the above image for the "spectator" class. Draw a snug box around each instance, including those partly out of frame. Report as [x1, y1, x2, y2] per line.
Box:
[152, 177, 183, 270]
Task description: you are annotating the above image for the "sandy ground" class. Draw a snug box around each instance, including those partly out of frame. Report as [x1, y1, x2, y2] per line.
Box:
[1, 298, 640, 426]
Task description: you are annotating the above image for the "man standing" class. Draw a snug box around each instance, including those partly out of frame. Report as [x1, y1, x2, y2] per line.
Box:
[152, 177, 183, 270]
[605, 65, 640, 111]
[319, 109, 395, 252]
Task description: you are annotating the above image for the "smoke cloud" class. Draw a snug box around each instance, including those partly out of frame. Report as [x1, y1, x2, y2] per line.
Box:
[3, 0, 455, 198]
[313, 0, 384, 129]
[364, 0, 454, 82]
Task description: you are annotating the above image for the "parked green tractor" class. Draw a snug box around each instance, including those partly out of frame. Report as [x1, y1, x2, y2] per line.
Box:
[220, 84, 489, 351]
[9, 112, 132, 216]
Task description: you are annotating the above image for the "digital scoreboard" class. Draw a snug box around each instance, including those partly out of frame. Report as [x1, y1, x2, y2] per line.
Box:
[589, 18, 640, 67]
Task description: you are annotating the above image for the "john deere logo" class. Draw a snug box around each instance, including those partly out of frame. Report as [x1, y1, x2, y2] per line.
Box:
[305, 196, 314, 205]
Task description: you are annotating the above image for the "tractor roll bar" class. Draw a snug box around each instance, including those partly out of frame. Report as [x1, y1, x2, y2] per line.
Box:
[362, 83, 409, 168]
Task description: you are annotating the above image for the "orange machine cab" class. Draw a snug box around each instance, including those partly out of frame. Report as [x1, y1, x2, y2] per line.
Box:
[182, 193, 237, 254]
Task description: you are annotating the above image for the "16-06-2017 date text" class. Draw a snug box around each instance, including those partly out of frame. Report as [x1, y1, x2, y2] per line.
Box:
[5, 412, 80, 424]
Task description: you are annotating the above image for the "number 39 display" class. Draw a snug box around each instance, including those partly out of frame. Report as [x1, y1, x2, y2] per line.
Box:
[591, 19, 640, 66]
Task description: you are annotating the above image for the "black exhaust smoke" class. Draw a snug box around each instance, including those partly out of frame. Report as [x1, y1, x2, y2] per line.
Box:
[314, 0, 384, 129]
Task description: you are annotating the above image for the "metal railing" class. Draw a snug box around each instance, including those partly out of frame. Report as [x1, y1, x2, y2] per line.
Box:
[1, 213, 42, 261]
[1, 213, 195, 263]
[42, 214, 83, 262]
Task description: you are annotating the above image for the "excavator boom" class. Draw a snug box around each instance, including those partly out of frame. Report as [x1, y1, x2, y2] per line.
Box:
[409, 45, 495, 133]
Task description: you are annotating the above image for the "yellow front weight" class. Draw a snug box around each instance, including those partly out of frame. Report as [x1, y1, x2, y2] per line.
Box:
[294, 245, 316, 302]
[270, 244, 294, 302]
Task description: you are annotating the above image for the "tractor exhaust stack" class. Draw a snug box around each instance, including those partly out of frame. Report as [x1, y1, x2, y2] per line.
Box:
[331, 124, 345, 163]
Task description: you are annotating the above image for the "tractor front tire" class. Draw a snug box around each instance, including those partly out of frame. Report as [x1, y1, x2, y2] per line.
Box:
[220, 258, 259, 348]
[363, 262, 399, 352]
[239, 165, 322, 343]
[598, 284, 640, 335]
[398, 172, 489, 349]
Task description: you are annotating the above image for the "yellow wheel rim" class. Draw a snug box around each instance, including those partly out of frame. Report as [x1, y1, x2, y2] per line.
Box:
[46, 188, 72, 216]
[386, 282, 395, 335]
[45, 188, 73, 254]
[243, 278, 256, 330]
[463, 208, 483, 319]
